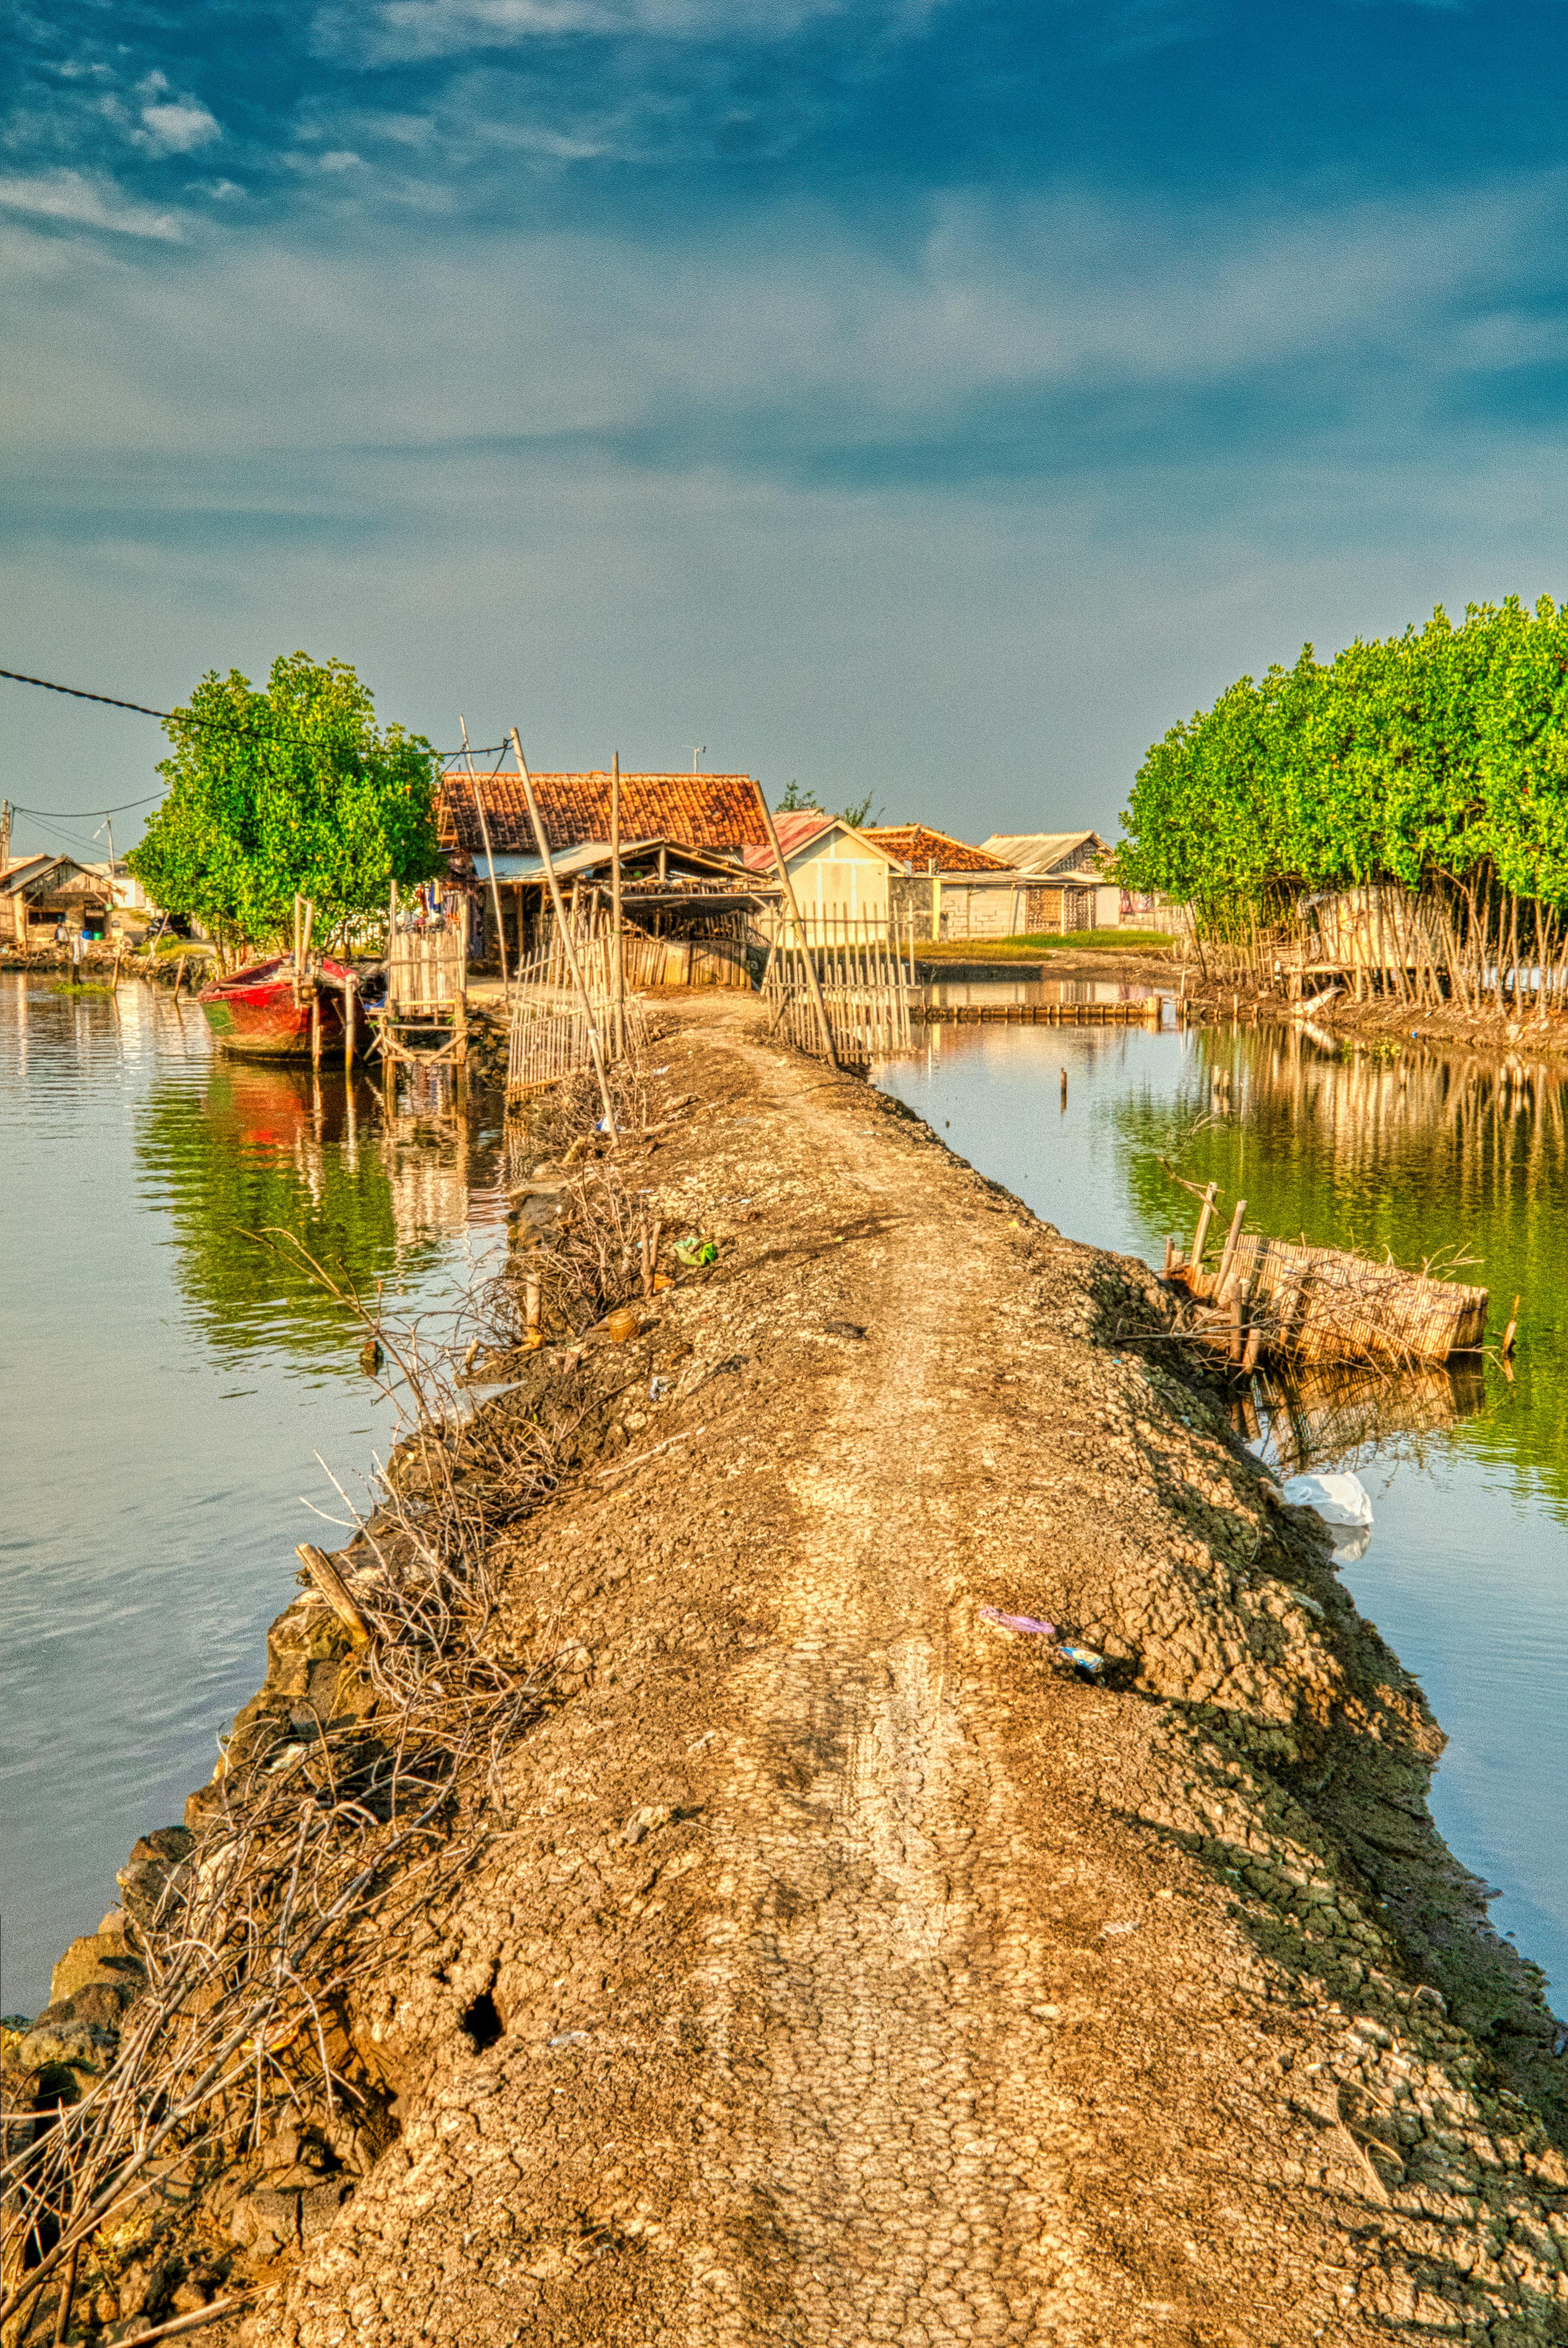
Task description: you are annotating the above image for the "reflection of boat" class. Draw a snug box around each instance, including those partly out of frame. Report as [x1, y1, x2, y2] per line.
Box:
[197, 958, 368, 1059]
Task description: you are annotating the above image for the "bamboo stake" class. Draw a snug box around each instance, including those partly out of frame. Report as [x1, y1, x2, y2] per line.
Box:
[1216, 1196, 1247, 1295]
[509, 728, 617, 1137]
[611, 750, 625, 1060]
[295, 1545, 372, 1644]
[461, 714, 508, 993]
[1191, 1181, 1218, 1264]
[757, 785, 836, 1066]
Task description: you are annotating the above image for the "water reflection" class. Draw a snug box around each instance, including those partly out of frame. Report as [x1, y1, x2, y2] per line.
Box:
[0, 977, 509, 2011]
[875, 1015, 1568, 2004]
[1115, 1026, 1568, 1518]
[135, 1058, 509, 1367]
[1238, 1359, 1488, 1481]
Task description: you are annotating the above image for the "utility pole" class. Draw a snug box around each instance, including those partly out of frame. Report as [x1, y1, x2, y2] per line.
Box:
[0, 799, 11, 871]
[692, 746, 705, 774]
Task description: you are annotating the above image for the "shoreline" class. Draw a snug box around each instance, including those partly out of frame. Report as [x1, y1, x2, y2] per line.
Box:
[6, 994, 1568, 2345]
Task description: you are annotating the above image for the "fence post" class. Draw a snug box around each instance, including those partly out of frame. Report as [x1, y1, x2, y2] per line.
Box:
[510, 727, 618, 1138]
[757, 786, 837, 1068]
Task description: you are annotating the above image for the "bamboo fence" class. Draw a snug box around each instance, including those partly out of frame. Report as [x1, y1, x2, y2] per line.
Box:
[506, 914, 646, 1101]
[761, 905, 918, 1064]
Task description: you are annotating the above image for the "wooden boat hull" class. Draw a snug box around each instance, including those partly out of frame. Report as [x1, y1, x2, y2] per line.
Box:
[197, 959, 365, 1060]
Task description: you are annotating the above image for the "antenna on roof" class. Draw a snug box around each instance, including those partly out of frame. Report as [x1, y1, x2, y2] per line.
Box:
[693, 745, 706, 774]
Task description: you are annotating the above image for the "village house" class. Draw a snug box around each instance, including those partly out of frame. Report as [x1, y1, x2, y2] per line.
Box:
[861, 824, 1024, 939]
[1, 855, 157, 949]
[434, 767, 778, 970]
[978, 830, 1131, 932]
[738, 810, 905, 930]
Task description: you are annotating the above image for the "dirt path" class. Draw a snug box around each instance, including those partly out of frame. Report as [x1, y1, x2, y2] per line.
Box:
[257, 997, 1568, 2348]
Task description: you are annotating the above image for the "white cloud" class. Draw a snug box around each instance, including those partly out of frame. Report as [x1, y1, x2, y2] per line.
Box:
[316, 0, 935, 65]
[134, 99, 222, 156]
[0, 169, 184, 241]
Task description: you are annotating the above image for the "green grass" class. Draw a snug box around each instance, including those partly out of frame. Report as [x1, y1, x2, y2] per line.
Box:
[918, 929, 1174, 959]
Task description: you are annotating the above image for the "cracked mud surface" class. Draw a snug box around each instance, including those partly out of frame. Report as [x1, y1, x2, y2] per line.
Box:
[245, 997, 1568, 2345]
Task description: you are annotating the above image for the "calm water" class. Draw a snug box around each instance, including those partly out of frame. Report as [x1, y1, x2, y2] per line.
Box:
[877, 1013, 1568, 2010]
[0, 977, 507, 2014]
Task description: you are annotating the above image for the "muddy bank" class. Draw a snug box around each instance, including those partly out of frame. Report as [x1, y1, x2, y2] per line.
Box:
[7, 994, 1568, 2346]
[1182, 967, 1568, 1061]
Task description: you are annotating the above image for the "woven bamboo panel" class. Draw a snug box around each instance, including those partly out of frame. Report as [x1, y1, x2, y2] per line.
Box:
[1227, 1233, 1488, 1365]
[389, 928, 467, 1011]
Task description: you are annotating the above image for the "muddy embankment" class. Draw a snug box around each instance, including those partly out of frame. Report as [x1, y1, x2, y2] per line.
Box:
[1178, 961, 1568, 1062]
[7, 992, 1568, 2348]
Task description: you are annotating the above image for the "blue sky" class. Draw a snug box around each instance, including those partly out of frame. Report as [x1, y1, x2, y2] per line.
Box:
[4, 0, 1568, 852]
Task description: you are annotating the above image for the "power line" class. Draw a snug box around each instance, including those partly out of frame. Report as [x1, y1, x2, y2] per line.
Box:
[12, 792, 166, 818]
[0, 660, 506, 765]
[0, 666, 182, 723]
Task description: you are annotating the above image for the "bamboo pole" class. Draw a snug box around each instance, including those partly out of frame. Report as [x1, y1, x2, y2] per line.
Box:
[1191, 1181, 1218, 1264]
[1216, 1196, 1247, 1295]
[611, 750, 625, 1059]
[757, 784, 837, 1067]
[509, 727, 617, 1137]
[461, 714, 508, 993]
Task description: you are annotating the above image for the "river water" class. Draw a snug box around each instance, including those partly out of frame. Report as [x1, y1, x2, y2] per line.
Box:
[876, 1005, 1568, 2011]
[4, 976, 1565, 2021]
[0, 976, 507, 2014]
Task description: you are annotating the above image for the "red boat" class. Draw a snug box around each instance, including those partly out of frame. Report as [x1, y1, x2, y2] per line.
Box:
[197, 957, 369, 1060]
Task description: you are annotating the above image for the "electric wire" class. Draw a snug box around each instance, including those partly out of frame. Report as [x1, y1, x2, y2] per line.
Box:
[0, 660, 507, 793]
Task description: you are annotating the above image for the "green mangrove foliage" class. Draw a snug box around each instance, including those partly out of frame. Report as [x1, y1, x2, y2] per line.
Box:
[129, 652, 443, 960]
[1118, 598, 1568, 1001]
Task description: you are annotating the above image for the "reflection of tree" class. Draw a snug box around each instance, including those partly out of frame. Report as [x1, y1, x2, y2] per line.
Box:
[138, 1066, 441, 1366]
[1109, 1029, 1568, 1517]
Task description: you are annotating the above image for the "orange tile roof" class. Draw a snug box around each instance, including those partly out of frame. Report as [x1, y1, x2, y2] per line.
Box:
[862, 824, 1015, 874]
[438, 770, 769, 858]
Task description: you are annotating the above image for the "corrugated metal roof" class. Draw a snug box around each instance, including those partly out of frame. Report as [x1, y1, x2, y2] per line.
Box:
[438, 770, 770, 858]
[862, 824, 1014, 874]
[979, 830, 1110, 876]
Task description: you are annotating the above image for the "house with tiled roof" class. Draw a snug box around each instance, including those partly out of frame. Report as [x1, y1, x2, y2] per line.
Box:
[861, 824, 1013, 876]
[861, 823, 1026, 940]
[437, 769, 769, 863]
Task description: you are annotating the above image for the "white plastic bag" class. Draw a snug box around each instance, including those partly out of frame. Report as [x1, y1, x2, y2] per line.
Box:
[1280, 1470, 1373, 1561]
[1280, 1470, 1373, 1529]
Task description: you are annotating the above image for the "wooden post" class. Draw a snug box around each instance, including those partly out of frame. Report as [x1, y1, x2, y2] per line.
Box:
[344, 969, 355, 1072]
[1191, 1180, 1218, 1265]
[296, 1544, 372, 1644]
[1215, 1196, 1246, 1295]
[462, 714, 509, 992]
[510, 727, 617, 1137]
[1228, 1282, 1244, 1363]
[611, 750, 625, 1060]
[757, 784, 837, 1069]
[310, 989, 322, 1069]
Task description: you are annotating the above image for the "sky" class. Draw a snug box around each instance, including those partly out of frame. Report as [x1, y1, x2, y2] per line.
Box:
[5, 0, 1568, 857]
